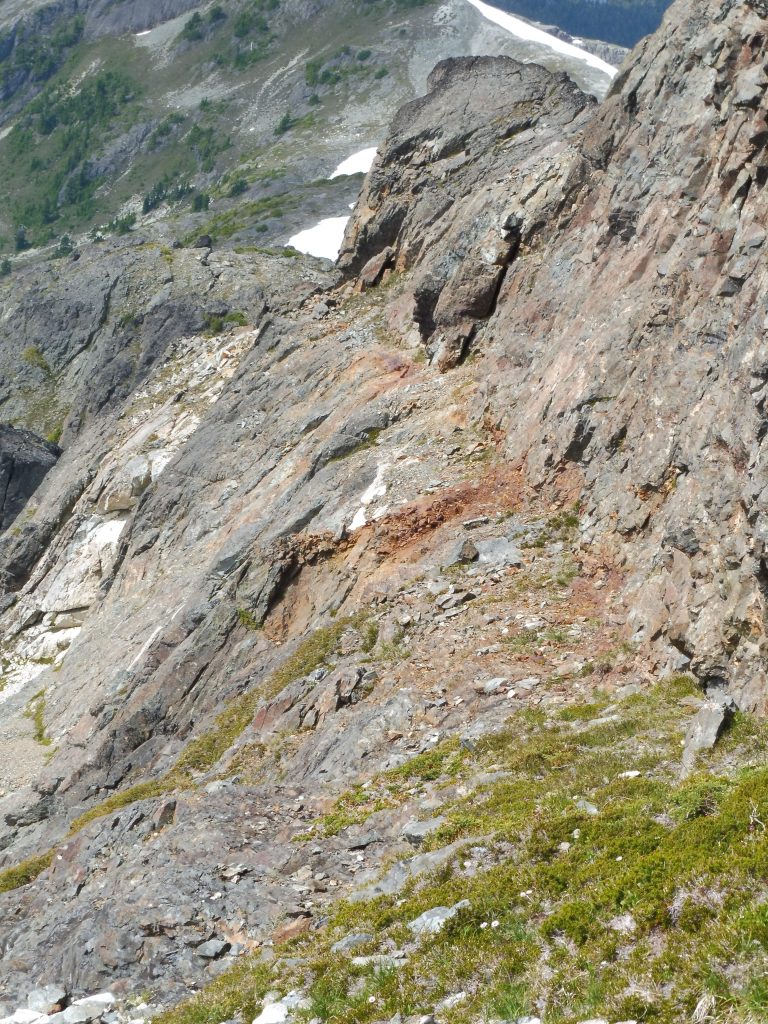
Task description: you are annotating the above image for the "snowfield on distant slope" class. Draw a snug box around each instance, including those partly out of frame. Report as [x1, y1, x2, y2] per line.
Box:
[289, 149, 377, 258]
[465, 0, 618, 78]
[330, 147, 378, 178]
[288, 216, 350, 260]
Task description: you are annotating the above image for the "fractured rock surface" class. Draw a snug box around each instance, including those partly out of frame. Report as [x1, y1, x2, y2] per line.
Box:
[0, 427, 60, 531]
[0, 0, 767, 1013]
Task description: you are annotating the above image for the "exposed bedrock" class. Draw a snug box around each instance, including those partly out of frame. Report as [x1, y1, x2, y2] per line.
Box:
[341, 0, 768, 710]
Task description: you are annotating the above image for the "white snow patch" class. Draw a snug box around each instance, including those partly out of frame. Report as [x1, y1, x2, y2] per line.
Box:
[135, 29, 151, 36]
[464, 0, 617, 78]
[330, 147, 378, 178]
[349, 507, 368, 532]
[350, 464, 388, 532]
[288, 216, 350, 260]
[0, 660, 48, 708]
[361, 463, 388, 505]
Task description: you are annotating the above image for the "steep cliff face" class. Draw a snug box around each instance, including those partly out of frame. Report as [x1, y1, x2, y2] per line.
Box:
[343, 0, 768, 711]
[487, 0, 768, 710]
[338, 56, 595, 370]
[0, 427, 59, 531]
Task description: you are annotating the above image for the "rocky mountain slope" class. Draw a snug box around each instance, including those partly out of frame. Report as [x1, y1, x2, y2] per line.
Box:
[0, 0, 767, 1022]
[342, 0, 768, 713]
[0, 0, 617, 262]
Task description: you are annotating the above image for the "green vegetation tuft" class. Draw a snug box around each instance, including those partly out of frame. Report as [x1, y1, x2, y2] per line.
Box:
[263, 613, 366, 700]
[360, 619, 379, 653]
[21, 345, 52, 375]
[237, 607, 262, 631]
[24, 688, 52, 745]
[0, 850, 55, 894]
[68, 779, 166, 834]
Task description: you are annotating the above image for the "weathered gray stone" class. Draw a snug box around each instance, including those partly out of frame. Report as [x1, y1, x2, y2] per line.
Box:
[330, 933, 374, 953]
[48, 1004, 103, 1024]
[0, 426, 60, 531]
[407, 899, 470, 936]
[574, 799, 598, 816]
[401, 817, 445, 846]
[474, 538, 524, 568]
[477, 677, 508, 695]
[681, 700, 734, 775]
[196, 939, 230, 959]
[27, 988, 67, 1015]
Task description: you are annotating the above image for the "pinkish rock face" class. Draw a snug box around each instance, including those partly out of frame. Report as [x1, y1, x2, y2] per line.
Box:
[341, 5, 768, 711]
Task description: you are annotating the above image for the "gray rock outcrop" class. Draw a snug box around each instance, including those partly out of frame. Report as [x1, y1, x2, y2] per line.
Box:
[0, 427, 60, 531]
[338, 55, 595, 369]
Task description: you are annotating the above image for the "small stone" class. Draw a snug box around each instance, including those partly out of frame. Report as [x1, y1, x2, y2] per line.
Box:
[401, 817, 445, 845]
[196, 938, 230, 959]
[28, 989, 68, 1015]
[608, 912, 637, 934]
[150, 799, 176, 830]
[435, 992, 467, 1010]
[478, 676, 507, 695]
[457, 539, 479, 563]
[574, 798, 599, 815]
[342, 828, 380, 850]
[48, 1007, 103, 1024]
[71, 998, 114, 1012]
[681, 700, 734, 775]
[272, 916, 312, 944]
[474, 537, 523, 567]
[618, 770, 641, 779]
[252, 1004, 288, 1024]
[330, 933, 374, 953]
[407, 899, 470, 936]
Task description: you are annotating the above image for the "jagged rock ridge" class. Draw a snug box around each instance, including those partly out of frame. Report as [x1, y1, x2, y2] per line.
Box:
[342, 0, 768, 711]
